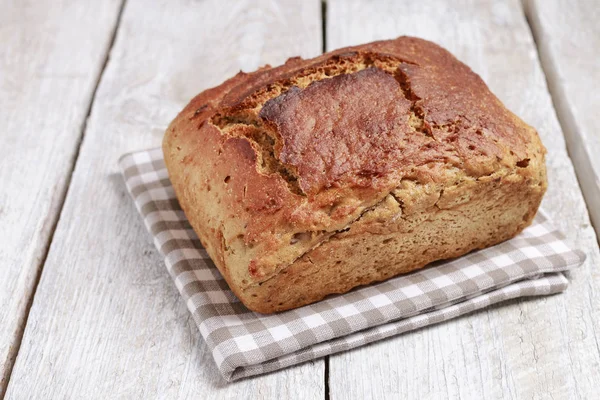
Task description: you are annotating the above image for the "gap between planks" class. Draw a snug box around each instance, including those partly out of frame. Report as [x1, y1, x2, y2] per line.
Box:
[324, 355, 330, 400]
[522, 5, 600, 245]
[0, 1, 128, 399]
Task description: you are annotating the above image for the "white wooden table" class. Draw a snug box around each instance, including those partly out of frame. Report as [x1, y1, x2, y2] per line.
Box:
[1, 0, 598, 398]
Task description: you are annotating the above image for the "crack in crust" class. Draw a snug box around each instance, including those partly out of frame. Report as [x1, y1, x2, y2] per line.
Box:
[223, 51, 419, 111]
[241, 164, 519, 289]
[209, 50, 499, 201]
[208, 52, 426, 197]
[210, 115, 305, 195]
[395, 66, 433, 137]
[243, 190, 395, 289]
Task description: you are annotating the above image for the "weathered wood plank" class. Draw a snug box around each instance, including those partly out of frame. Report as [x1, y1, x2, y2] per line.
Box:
[326, 0, 600, 398]
[524, 0, 600, 237]
[0, 0, 123, 395]
[4, 0, 324, 398]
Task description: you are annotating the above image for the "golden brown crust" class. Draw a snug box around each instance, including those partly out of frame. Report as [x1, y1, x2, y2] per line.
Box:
[163, 36, 547, 313]
[259, 68, 414, 195]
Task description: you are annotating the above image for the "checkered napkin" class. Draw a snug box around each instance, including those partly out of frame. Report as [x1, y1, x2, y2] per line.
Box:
[119, 148, 585, 382]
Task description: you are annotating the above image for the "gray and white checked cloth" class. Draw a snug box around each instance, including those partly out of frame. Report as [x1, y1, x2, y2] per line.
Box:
[119, 148, 585, 382]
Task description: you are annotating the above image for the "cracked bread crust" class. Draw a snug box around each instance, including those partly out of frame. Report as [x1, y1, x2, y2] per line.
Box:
[163, 36, 547, 313]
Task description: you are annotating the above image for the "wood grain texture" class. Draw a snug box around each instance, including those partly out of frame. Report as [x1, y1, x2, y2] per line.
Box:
[0, 0, 123, 395]
[4, 0, 323, 398]
[326, 0, 600, 399]
[524, 0, 600, 237]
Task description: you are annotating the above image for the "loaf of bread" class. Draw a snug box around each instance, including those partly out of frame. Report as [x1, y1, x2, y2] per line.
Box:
[163, 36, 547, 313]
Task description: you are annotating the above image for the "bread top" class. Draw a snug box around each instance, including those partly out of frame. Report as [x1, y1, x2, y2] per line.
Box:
[163, 36, 546, 290]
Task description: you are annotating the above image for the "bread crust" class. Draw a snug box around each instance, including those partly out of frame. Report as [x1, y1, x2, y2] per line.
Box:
[163, 36, 547, 313]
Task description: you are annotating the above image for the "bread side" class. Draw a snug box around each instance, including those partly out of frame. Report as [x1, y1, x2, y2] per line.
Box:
[163, 36, 547, 313]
